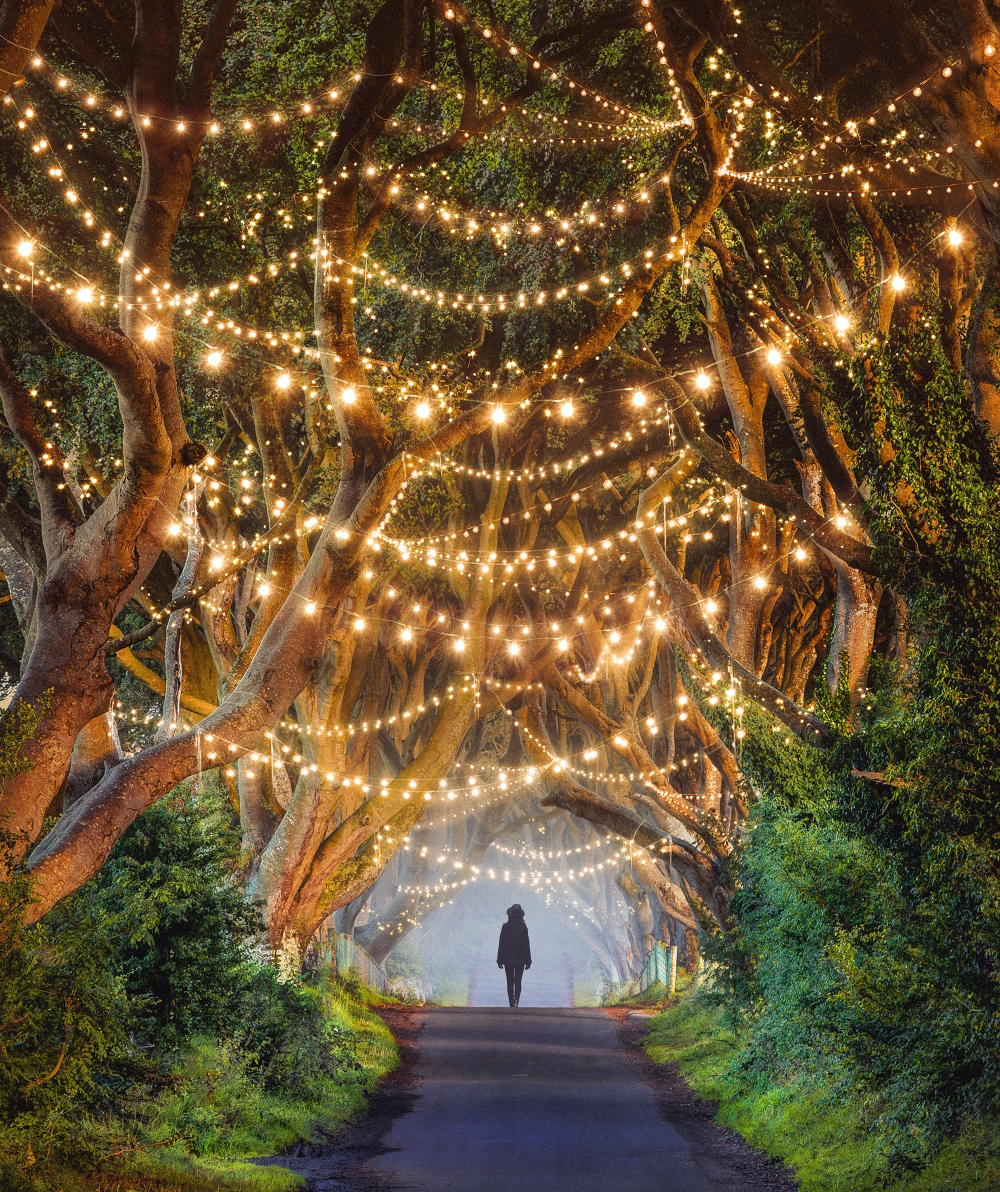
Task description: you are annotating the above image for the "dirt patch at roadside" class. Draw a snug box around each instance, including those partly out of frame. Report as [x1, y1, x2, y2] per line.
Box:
[608, 1008, 798, 1191]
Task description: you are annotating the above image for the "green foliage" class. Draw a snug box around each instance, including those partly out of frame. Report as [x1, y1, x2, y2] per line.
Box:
[0, 781, 397, 1190]
[385, 936, 422, 983]
[707, 703, 1000, 1169]
[692, 327, 1000, 1173]
[646, 991, 1000, 1192]
[137, 978, 396, 1177]
[0, 832, 135, 1173]
[0, 694, 49, 786]
[89, 787, 262, 1050]
[1, 693, 127, 1176]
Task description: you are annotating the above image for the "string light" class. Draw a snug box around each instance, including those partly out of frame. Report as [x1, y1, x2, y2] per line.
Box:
[1, 0, 886, 962]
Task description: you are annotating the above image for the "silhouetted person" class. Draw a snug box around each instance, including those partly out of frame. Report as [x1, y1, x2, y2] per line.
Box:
[497, 903, 531, 1006]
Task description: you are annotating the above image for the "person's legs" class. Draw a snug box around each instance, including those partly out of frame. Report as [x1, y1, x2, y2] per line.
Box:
[505, 964, 516, 1006]
[512, 964, 524, 1006]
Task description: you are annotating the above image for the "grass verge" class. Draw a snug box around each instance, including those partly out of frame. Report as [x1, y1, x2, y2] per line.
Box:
[643, 988, 1000, 1192]
[17, 976, 398, 1192]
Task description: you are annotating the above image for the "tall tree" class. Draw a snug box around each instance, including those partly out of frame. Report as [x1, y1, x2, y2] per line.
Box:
[0, 0, 997, 988]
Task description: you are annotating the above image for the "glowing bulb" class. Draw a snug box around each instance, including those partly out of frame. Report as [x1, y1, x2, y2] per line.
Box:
[561, 400, 574, 417]
[508, 641, 520, 655]
[766, 347, 781, 365]
[142, 325, 158, 342]
[948, 228, 962, 246]
[354, 618, 365, 631]
[342, 386, 356, 403]
[695, 372, 710, 390]
[492, 406, 506, 424]
[207, 350, 222, 367]
[17, 241, 32, 258]
[305, 602, 317, 614]
[632, 389, 646, 407]
[558, 638, 568, 651]
[258, 582, 271, 597]
[401, 627, 412, 642]
[455, 638, 465, 652]
[836, 515, 847, 528]
[891, 274, 905, 291]
[76, 287, 93, 304]
[706, 600, 717, 613]
[754, 575, 766, 589]
[276, 373, 291, 389]
[835, 314, 850, 332]
[416, 401, 430, 418]
[795, 547, 806, 560]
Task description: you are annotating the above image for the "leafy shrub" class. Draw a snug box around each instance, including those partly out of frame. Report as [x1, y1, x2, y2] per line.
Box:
[231, 967, 362, 1097]
[0, 825, 134, 1172]
[86, 783, 261, 1050]
[1, 777, 396, 1185]
[706, 683, 1000, 1170]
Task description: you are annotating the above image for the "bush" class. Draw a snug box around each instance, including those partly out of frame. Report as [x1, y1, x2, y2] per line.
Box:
[231, 967, 363, 1097]
[85, 783, 262, 1050]
[1, 696, 134, 1171]
[0, 825, 135, 1171]
[705, 689, 1000, 1171]
[1, 778, 397, 1187]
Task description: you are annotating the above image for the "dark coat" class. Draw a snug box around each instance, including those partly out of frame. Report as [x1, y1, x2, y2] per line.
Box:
[497, 913, 531, 966]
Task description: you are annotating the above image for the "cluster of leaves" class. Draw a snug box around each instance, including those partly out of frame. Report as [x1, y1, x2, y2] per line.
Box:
[682, 149, 1000, 1150]
[705, 328, 1000, 1161]
[0, 776, 387, 1183]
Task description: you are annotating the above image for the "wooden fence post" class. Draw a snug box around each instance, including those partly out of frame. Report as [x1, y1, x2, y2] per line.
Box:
[669, 945, 678, 995]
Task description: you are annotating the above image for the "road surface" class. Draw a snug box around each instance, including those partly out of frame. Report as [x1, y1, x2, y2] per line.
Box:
[260, 1007, 794, 1191]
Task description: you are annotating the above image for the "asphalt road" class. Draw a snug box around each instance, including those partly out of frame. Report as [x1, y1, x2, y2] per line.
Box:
[261, 1007, 794, 1191]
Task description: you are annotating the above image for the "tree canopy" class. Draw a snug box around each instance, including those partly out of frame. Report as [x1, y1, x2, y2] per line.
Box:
[2, 4, 1000, 1138]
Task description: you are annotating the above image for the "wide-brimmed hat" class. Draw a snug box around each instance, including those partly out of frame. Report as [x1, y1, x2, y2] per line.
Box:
[506, 903, 524, 917]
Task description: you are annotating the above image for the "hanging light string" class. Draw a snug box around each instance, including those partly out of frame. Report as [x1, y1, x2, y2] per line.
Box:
[5, 23, 974, 320]
[3, 133, 695, 332]
[141, 130, 690, 245]
[3, 16, 858, 791]
[342, 146, 689, 245]
[4, 92, 694, 330]
[12, 29, 960, 370]
[4, 75, 656, 306]
[16, 42, 683, 147]
[718, 42, 1000, 201]
[437, 1, 688, 130]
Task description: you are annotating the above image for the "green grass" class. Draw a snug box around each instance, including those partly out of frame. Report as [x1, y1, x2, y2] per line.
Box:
[19, 977, 398, 1192]
[602, 964, 697, 1007]
[644, 989, 1000, 1192]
